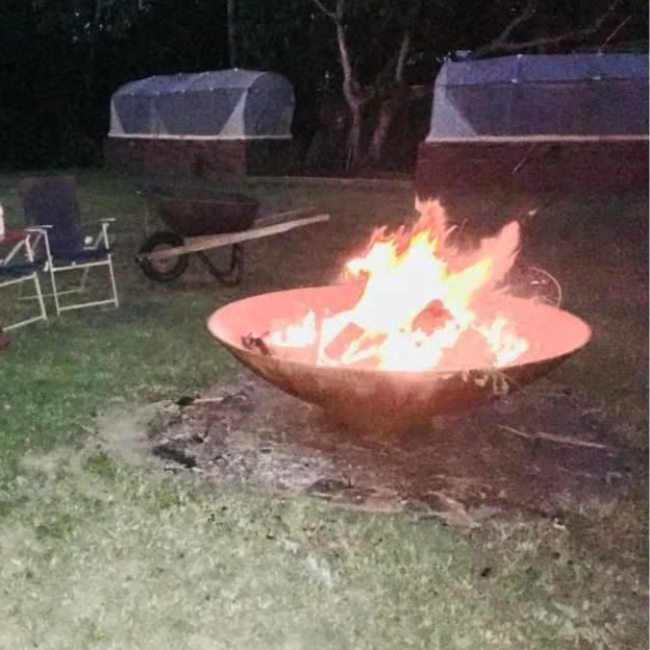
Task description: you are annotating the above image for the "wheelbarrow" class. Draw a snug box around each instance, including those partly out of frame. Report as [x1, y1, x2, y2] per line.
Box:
[135, 185, 329, 285]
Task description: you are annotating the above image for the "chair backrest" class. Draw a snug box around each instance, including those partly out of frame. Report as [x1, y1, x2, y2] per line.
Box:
[18, 176, 82, 258]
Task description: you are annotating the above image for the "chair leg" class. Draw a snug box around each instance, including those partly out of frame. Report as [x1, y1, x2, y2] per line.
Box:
[33, 269, 48, 323]
[49, 260, 119, 314]
[78, 265, 92, 293]
[2, 272, 48, 331]
[107, 255, 119, 307]
[35, 266, 92, 302]
[49, 262, 63, 316]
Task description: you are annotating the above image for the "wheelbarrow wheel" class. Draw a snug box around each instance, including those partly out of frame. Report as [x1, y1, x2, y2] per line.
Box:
[137, 231, 189, 282]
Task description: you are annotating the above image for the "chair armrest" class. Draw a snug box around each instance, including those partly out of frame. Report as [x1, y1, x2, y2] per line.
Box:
[24, 227, 51, 260]
[92, 220, 115, 250]
[24, 227, 47, 248]
[0, 231, 41, 265]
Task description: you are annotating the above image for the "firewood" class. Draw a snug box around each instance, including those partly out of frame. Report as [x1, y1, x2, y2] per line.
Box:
[412, 300, 450, 334]
[242, 333, 273, 356]
[323, 322, 365, 361]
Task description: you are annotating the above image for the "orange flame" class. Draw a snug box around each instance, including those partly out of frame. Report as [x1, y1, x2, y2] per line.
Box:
[267, 199, 529, 372]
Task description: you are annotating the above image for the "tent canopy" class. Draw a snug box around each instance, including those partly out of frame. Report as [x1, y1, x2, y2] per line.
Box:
[109, 69, 295, 139]
[426, 53, 649, 140]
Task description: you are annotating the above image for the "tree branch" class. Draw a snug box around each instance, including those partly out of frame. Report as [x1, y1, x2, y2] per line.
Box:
[312, 0, 339, 22]
[372, 9, 416, 92]
[395, 29, 411, 84]
[474, 0, 623, 58]
[599, 14, 631, 49]
[498, 1, 536, 44]
[313, 0, 374, 104]
[335, 21, 354, 96]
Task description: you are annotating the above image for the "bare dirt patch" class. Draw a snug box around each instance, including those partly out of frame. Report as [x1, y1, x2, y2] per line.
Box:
[96, 370, 644, 529]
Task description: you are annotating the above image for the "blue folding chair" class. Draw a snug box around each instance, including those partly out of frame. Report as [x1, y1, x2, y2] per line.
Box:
[18, 175, 119, 315]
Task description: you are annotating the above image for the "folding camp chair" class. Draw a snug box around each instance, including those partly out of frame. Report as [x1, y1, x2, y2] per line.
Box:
[18, 175, 119, 315]
[0, 224, 48, 331]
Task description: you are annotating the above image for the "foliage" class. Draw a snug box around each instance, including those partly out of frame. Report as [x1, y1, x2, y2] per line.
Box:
[0, 1, 647, 169]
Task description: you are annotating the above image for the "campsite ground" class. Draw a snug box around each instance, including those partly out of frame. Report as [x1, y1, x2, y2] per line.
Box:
[0, 171, 647, 649]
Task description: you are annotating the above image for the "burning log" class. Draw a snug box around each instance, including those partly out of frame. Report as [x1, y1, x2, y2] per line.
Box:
[412, 300, 451, 334]
[323, 322, 387, 369]
[241, 333, 273, 356]
[324, 322, 365, 361]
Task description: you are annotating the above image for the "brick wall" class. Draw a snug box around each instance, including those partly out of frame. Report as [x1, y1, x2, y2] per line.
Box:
[104, 138, 297, 178]
[416, 140, 649, 197]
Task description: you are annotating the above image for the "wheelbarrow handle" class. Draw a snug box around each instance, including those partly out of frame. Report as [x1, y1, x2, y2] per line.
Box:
[142, 213, 330, 262]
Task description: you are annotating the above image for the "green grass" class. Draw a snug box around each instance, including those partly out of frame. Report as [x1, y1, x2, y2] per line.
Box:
[0, 169, 647, 649]
[0, 452, 645, 650]
[0, 170, 241, 479]
[0, 299, 236, 480]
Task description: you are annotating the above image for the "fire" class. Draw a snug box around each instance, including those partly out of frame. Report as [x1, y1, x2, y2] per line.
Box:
[266, 199, 529, 372]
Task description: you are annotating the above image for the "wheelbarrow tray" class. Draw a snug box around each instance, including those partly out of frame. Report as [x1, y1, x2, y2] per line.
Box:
[140, 185, 259, 237]
[136, 186, 330, 285]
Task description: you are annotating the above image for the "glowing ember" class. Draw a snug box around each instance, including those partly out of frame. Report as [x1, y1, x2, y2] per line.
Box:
[266, 200, 529, 372]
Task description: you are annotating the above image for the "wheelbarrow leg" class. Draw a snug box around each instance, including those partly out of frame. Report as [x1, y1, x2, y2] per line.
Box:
[195, 244, 244, 286]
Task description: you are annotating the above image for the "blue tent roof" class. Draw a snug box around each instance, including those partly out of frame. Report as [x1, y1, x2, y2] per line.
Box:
[427, 53, 649, 139]
[109, 69, 295, 139]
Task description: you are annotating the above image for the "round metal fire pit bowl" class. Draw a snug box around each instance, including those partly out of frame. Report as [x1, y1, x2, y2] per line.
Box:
[207, 285, 592, 435]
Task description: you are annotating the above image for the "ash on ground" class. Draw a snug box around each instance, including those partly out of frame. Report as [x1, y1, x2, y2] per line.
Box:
[117, 370, 644, 527]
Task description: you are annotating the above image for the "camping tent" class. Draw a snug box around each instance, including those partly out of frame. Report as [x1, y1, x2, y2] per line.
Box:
[426, 52, 648, 140]
[109, 68, 294, 140]
[105, 69, 296, 176]
[417, 52, 649, 193]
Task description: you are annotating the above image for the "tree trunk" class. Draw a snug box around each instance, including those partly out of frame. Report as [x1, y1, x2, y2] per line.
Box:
[82, 0, 105, 100]
[368, 29, 411, 169]
[345, 100, 363, 171]
[334, 14, 365, 171]
[368, 92, 401, 168]
[312, 0, 373, 171]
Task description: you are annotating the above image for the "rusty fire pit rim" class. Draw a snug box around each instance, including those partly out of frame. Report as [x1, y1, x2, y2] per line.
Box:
[207, 284, 592, 379]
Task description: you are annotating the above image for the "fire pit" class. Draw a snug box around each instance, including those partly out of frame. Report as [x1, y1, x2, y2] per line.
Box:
[207, 200, 591, 434]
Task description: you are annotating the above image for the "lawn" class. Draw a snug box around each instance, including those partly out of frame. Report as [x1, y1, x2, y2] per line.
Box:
[0, 169, 647, 649]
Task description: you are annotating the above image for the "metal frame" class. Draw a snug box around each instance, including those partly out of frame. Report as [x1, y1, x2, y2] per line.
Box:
[0, 229, 48, 331]
[37, 220, 119, 315]
[136, 209, 329, 285]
